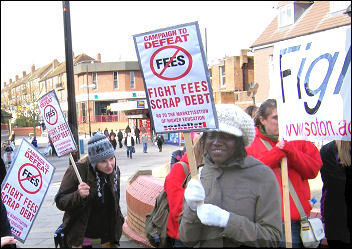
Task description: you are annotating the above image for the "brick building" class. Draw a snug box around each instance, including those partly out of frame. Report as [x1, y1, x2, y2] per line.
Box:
[209, 49, 257, 109]
[250, 1, 351, 105]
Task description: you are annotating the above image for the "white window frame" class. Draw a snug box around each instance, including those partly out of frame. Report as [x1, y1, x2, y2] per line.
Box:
[113, 71, 119, 89]
[220, 65, 226, 88]
[130, 71, 135, 89]
[279, 3, 294, 28]
[92, 72, 97, 90]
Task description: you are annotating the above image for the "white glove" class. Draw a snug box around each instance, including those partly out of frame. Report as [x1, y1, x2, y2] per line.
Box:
[184, 178, 205, 211]
[197, 203, 230, 228]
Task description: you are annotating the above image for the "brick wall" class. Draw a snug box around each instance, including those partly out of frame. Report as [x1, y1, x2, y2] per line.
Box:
[123, 174, 164, 248]
[12, 127, 42, 136]
[253, 46, 273, 105]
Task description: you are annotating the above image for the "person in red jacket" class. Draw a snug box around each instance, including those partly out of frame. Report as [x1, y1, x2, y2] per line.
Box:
[164, 132, 203, 248]
[246, 98, 322, 248]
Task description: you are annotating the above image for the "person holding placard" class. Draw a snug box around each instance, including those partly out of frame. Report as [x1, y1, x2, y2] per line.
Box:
[179, 104, 283, 247]
[246, 99, 323, 248]
[55, 133, 124, 248]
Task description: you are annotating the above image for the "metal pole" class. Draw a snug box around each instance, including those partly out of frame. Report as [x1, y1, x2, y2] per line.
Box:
[86, 65, 92, 137]
[62, 1, 80, 161]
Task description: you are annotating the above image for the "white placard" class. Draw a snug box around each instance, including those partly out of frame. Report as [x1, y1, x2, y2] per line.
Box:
[37, 90, 78, 156]
[1, 138, 55, 243]
[272, 26, 351, 141]
[133, 22, 218, 133]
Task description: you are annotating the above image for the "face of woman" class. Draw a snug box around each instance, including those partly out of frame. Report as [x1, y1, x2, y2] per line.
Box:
[96, 156, 115, 174]
[260, 108, 279, 136]
[205, 131, 237, 166]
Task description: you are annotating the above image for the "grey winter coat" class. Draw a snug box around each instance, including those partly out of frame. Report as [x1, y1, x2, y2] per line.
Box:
[179, 154, 283, 247]
[55, 157, 124, 247]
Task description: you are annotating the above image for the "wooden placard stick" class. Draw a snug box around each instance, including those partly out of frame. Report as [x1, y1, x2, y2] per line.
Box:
[183, 132, 199, 180]
[69, 153, 83, 184]
[281, 157, 292, 248]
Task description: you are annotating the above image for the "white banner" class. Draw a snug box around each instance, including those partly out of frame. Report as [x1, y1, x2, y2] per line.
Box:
[1, 138, 55, 243]
[133, 22, 218, 133]
[37, 90, 77, 156]
[273, 26, 351, 142]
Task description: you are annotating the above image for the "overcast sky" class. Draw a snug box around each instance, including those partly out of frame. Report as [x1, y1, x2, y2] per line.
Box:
[1, 1, 277, 85]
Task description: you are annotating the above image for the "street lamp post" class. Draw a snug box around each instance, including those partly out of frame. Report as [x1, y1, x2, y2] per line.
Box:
[86, 65, 92, 137]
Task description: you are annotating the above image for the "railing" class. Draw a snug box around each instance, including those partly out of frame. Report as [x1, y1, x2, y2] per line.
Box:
[78, 115, 119, 124]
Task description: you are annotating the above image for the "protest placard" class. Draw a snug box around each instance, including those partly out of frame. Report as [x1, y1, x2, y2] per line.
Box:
[273, 25, 351, 142]
[1, 138, 55, 243]
[272, 25, 351, 247]
[37, 90, 78, 157]
[133, 21, 218, 134]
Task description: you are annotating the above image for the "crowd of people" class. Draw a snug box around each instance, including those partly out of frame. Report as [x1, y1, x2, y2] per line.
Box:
[1, 100, 351, 248]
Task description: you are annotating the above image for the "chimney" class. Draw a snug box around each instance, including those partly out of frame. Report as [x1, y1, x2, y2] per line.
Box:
[31, 64, 35, 73]
[240, 49, 248, 68]
[23, 71, 26, 77]
[97, 53, 101, 63]
[52, 59, 59, 69]
[15, 75, 19, 81]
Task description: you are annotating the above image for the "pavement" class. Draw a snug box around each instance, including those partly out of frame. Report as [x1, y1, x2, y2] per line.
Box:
[1, 130, 324, 248]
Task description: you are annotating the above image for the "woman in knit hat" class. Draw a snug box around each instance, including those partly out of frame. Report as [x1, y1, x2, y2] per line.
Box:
[179, 104, 283, 247]
[55, 133, 124, 248]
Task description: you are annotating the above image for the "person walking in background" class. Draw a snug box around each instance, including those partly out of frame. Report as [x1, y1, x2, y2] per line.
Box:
[141, 132, 148, 153]
[135, 127, 140, 144]
[117, 130, 123, 148]
[164, 131, 203, 248]
[245, 105, 258, 119]
[31, 136, 38, 148]
[125, 125, 131, 135]
[110, 129, 116, 139]
[55, 133, 124, 248]
[49, 136, 57, 157]
[179, 104, 283, 247]
[110, 134, 117, 151]
[246, 98, 322, 248]
[320, 140, 351, 248]
[10, 131, 15, 146]
[124, 132, 135, 159]
[156, 134, 164, 152]
[104, 128, 109, 139]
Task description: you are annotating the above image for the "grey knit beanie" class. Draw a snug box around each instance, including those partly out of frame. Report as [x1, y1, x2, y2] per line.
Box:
[215, 104, 255, 146]
[88, 133, 115, 169]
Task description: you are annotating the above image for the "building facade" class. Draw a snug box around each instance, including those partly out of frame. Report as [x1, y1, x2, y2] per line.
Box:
[250, 1, 351, 105]
[209, 49, 257, 109]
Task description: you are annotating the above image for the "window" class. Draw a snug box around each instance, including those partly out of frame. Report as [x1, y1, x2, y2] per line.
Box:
[130, 71, 135, 88]
[279, 3, 294, 28]
[113, 72, 119, 89]
[92, 72, 97, 90]
[330, 1, 350, 14]
[220, 65, 226, 88]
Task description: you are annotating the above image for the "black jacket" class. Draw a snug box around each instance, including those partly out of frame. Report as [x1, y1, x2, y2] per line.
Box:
[55, 157, 124, 247]
[320, 141, 351, 243]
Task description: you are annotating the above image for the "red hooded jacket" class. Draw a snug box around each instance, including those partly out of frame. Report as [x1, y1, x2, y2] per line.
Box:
[246, 127, 322, 221]
[164, 153, 190, 239]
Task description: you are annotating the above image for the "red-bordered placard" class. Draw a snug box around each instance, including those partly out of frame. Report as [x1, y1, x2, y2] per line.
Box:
[150, 45, 193, 80]
[17, 163, 43, 194]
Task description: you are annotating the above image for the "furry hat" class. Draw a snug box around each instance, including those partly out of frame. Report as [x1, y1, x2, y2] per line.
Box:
[215, 104, 255, 146]
[88, 133, 115, 169]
